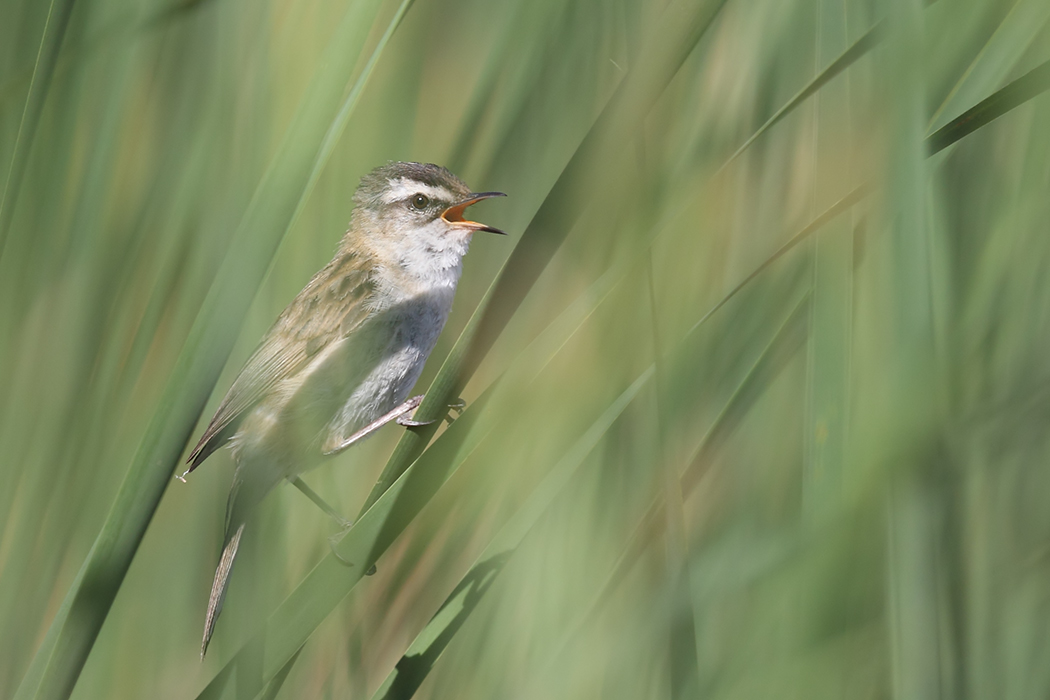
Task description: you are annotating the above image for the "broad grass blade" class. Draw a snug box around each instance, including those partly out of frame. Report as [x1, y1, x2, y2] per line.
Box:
[804, 0, 855, 519]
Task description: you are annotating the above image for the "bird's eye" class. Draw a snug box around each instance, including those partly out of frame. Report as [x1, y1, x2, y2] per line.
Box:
[411, 194, 430, 210]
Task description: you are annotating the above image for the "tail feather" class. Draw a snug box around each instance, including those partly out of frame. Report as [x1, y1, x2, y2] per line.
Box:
[201, 523, 245, 660]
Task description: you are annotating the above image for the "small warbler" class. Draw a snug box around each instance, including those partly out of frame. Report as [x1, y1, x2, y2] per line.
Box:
[183, 162, 505, 658]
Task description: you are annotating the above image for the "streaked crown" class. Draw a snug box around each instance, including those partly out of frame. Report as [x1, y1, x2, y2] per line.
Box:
[354, 162, 471, 218]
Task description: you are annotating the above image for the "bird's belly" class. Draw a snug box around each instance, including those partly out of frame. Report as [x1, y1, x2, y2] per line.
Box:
[233, 295, 449, 474]
[330, 344, 427, 428]
[324, 298, 449, 439]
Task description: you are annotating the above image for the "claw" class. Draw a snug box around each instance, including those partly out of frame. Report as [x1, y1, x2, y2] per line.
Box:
[444, 397, 467, 424]
[397, 414, 437, 427]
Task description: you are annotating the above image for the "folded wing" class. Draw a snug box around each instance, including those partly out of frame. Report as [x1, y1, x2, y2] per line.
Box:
[186, 250, 375, 471]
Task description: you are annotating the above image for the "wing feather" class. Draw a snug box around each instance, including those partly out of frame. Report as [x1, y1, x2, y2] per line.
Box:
[186, 250, 375, 470]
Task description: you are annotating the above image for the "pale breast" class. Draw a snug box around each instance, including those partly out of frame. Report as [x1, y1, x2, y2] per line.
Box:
[233, 289, 454, 474]
[326, 289, 453, 439]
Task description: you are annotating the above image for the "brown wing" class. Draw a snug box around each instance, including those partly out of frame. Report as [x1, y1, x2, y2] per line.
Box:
[186, 250, 375, 471]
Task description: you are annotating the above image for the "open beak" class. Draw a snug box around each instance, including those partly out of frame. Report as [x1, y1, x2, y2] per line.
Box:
[441, 191, 507, 234]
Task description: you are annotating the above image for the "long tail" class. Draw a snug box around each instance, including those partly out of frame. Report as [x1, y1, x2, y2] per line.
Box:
[201, 523, 245, 660]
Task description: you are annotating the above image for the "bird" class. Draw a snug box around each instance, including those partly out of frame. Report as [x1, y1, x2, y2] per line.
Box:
[183, 161, 506, 659]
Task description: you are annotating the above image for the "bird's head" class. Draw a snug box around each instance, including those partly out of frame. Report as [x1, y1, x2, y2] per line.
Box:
[350, 162, 505, 277]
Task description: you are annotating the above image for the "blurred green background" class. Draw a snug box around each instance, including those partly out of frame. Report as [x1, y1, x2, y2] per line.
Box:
[2, 0, 1050, 697]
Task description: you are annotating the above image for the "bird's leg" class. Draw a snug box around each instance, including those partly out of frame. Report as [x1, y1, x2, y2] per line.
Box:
[396, 396, 468, 427]
[288, 477, 373, 570]
[324, 394, 469, 454]
[323, 395, 425, 455]
[290, 477, 351, 530]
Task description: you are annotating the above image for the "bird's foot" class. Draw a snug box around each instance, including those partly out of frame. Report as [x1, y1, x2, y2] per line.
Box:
[444, 398, 466, 425]
[395, 394, 436, 427]
[396, 414, 436, 427]
[397, 396, 467, 427]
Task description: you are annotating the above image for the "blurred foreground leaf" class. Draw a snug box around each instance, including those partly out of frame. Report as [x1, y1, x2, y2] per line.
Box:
[13, 0, 408, 697]
[927, 59, 1050, 155]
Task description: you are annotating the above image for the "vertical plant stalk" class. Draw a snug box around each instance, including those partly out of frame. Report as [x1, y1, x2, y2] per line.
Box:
[887, 476, 943, 700]
[12, 0, 407, 697]
[883, 0, 940, 698]
[646, 255, 700, 699]
[803, 0, 854, 518]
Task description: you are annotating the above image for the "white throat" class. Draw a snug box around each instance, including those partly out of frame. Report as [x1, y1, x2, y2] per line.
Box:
[360, 215, 472, 302]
